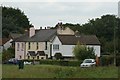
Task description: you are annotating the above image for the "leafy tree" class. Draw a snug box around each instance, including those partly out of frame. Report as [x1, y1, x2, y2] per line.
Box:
[61, 14, 120, 54]
[104, 41, 114, 54]
[2, 6, 31, 38]
[2, 47, 15, 62]
[73, 42, 95, 60]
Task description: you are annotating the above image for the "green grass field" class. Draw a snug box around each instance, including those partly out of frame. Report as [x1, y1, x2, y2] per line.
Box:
[2, 64, 118, 78]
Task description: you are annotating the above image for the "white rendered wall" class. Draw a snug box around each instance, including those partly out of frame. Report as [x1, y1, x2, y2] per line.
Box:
[61, 45, 75, 56]
[15, 42, 25, 60]
[3, 39, 12, 50]
[52, 36, 62, 56]
[52, 36, 101, 57]
[87, 45, 101, 57]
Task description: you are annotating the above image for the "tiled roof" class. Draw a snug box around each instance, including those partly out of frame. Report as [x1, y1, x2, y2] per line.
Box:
[14, 29, 57, 42]
[10, 33, 23, 39]
[0, 38, 11, 45]
[58, 35, 100, 45]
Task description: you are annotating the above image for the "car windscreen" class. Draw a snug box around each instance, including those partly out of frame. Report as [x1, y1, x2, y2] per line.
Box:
[83, 60, 92, 63]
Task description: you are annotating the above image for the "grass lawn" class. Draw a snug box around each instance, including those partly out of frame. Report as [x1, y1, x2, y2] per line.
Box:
[2, 64, 118, 78]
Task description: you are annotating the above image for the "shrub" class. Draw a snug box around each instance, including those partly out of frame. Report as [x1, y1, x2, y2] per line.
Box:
[100, 55, 114, 66]
[38, 60, 82, 67]
[54, 53, 62, 60]
[2, 47, 15, 62]
[73, 42, 95, 61]
[67, 60, 82, 66]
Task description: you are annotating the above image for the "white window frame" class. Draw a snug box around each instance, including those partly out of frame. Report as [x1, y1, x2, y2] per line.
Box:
[53, 44, 59, 51]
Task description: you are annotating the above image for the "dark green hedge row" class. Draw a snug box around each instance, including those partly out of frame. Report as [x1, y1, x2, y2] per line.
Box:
[100, 55, 114, 66]
[39, 60, 82, 67]
[100, 55, 120, 66]
[24, 59, 82, 67]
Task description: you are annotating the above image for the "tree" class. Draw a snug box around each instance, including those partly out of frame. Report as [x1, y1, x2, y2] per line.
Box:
[2, 6, 31, 38]
[2, 47, 15, 62]
[73, 42, 95, 60]
[62, 14, 120, 55]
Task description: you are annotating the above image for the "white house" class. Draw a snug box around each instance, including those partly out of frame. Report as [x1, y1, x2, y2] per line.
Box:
[52, 35, 100, 58]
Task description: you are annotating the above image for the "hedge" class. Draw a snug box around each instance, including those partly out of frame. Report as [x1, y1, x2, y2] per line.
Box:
[39, 60, 82, 67]
[100, 55, 114, 66]
[100, 54, 120, 66]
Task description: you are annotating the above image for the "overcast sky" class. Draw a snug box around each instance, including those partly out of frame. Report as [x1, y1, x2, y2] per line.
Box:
[1, 0, 120, 29]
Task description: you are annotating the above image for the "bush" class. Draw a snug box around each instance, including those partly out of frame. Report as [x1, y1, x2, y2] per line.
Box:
[68, 60, 82, 66]
[73, 42, 95, 61]
[100, 55, 114, 66]
[54, 53, 62, 60]
[39, 60, 60, 65]
[38, 60, 82, 67]
[2, 47, 15, 62]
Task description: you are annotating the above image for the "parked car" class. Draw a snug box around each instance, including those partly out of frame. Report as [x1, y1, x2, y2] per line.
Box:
[3, 58, 18, 65]
[24, 61, 32, 65]
[80, 59, 96, 68]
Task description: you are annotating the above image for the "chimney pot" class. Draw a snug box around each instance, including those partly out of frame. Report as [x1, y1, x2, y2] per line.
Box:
[40, 27, 42, 29]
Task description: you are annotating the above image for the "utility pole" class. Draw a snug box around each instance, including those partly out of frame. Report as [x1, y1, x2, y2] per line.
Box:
[113, 15, 118, 66]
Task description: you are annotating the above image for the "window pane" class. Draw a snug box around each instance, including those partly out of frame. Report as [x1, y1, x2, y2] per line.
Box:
[17, 43, 19, 51]
[28, 42, 30, 49]
[37, 56, 39, 59]
[36, 42, 38, 49]
[53, 45, 59, 50]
